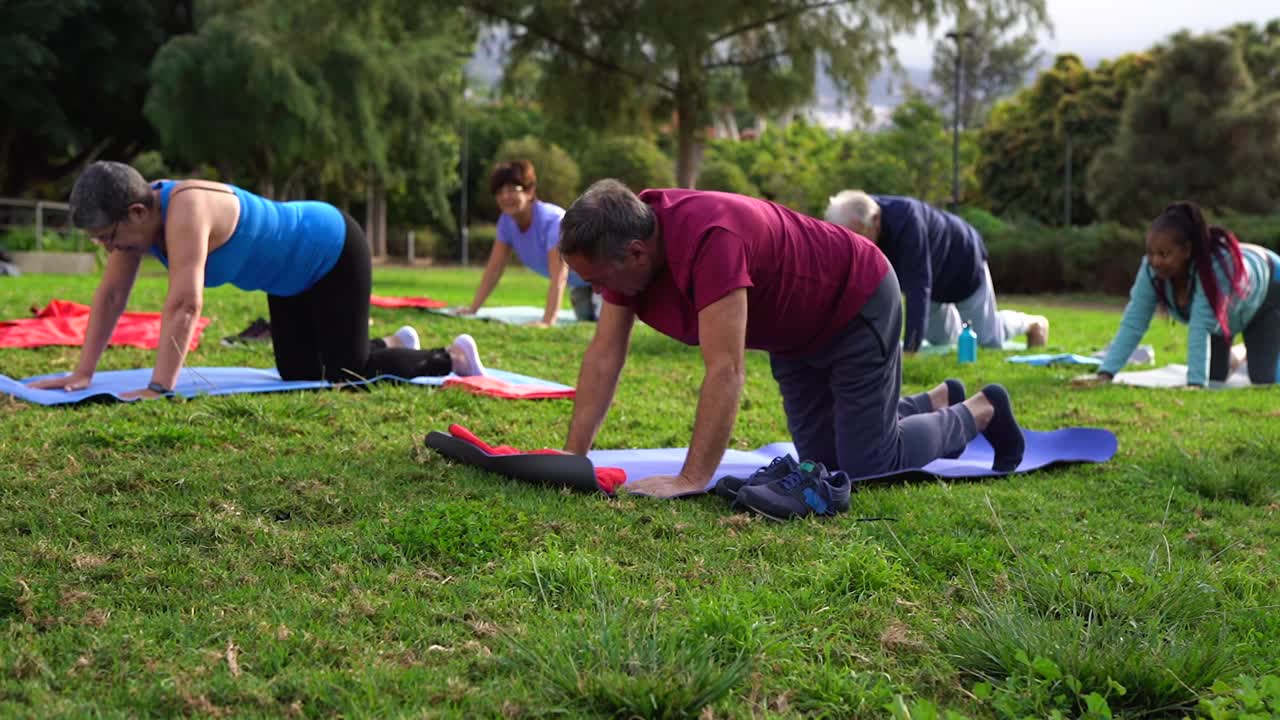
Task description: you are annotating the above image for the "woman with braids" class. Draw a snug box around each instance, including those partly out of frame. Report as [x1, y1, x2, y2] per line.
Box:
[27, 161, 485, 399]
[1091, 201, 1280, 387]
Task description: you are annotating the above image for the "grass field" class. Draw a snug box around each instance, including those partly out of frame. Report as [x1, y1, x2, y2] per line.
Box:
[1, 266, 1277, 718]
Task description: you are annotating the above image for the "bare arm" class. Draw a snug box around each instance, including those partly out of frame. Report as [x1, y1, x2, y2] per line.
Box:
[148, 191, 209, 390]
[677, 289, 748, 484]
[621, 289, 749, 497]
[466, 242, 511, 312]
[540, 248, 570, 325]
[27, 250, 143, 389]
[564, 300, 636, 454]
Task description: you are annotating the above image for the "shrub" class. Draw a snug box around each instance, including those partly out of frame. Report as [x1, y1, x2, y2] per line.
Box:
[695, 158, 759, 197]
[580, 135, 675, 191]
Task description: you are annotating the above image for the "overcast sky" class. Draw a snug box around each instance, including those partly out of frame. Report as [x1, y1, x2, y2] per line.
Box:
[893, 0, 1277, 67]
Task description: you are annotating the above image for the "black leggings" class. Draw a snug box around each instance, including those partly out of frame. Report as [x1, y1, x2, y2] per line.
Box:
[267, 213, 453, 382]
[1208, 271, 1280, 384]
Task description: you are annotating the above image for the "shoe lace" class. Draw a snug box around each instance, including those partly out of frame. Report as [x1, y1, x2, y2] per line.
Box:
[777, 468, 808, 492]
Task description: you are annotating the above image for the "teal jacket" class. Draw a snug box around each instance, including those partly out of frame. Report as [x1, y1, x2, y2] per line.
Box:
[1100, 245, 1279, 385]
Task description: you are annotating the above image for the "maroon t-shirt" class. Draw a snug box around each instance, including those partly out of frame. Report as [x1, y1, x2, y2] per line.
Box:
[602, 189, 890, 356]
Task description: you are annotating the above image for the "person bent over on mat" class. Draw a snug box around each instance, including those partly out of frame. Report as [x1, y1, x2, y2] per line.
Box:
[27, 161, 485, 398]
[460, 159, 601, 326]
[558, 180, 1026, 519]
[1085, 201, 1280, 387]
[825, 190, 1049, 354]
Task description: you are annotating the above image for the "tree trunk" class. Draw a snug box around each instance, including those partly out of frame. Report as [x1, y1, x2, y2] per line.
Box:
[673, 76, 703, 188]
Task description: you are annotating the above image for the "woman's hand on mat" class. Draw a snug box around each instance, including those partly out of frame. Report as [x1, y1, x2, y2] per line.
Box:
[528, 321, 553, 329]
[26, 372, 92, 392]
[119, 387, 167, 400]
[624, 473, 704, 498]
[454, 306, 477, 316]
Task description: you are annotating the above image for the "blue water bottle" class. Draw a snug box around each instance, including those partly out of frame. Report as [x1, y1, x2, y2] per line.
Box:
[958, 322, 978, 364]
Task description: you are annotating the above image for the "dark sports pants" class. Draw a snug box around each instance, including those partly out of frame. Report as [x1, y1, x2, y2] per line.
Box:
[267, 213, 452, 382]
[1208, 259, 1280, 384]
[769, 270, 977, 475]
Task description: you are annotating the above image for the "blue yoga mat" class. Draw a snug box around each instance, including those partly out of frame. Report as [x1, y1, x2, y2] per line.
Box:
[1007, 353, 1103, 367]
[0, 367, 571, 406]
[596, 428, 1117, 497]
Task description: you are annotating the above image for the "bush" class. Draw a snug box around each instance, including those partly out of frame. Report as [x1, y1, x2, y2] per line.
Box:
[579, 135, 675, 191]
[983, 212, 1280, 296]
[985, 219, 1145, 295]
[464, 223, 498, 265]
[0, 226, 92, 253]
[695, 158, 759, 197]
[384, 226, 445, 259]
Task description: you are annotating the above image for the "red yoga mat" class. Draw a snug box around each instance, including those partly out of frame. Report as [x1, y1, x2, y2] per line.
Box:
[0, 300, 211, 351]
[443, 374, 575, 400]
[369, 294, 448, 309]
[446, 424, 626, 494]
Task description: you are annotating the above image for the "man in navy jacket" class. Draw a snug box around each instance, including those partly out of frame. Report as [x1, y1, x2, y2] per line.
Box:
[826, 191, 1048, 353]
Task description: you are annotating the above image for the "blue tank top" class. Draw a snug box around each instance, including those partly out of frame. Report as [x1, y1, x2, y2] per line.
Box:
[151, 180, 345, 296]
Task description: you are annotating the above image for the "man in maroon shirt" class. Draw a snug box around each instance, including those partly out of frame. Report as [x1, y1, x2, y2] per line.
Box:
[558, 180, 1025, 517]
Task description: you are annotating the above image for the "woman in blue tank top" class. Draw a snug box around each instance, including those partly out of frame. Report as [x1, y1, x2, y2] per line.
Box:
[27, 161, 486, 397]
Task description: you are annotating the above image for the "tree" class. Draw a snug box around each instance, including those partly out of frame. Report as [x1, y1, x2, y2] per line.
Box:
[146, 0, 472, 244]
[930, 4, 1045, 129]
[0, 0, 193, 195]
[1087, 32, 1280, 222]
[975, 52, 1155, 224]
[464, 0, 1050, 188]
[1229, 19, 1280, 95]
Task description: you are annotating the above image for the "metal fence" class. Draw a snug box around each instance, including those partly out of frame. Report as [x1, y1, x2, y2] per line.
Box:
[0, 198, 82, 251]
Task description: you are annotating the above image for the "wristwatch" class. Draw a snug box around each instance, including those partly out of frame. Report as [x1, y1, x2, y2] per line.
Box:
[147, 381, 173, 395]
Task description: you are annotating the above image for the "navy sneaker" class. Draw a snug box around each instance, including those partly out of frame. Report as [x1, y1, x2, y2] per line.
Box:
[713, 454, 798, 500]
[221, 317, 271, 347]
[735, 461, 852, 520]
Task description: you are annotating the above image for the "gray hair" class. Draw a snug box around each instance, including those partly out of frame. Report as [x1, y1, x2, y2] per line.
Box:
[559, 179, 656, 262]
[68, 161, 153, 229]
[824, 190, 879, 228]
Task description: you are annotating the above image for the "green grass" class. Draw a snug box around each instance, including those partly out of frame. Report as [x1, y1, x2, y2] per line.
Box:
[1, 266, 1278, 718]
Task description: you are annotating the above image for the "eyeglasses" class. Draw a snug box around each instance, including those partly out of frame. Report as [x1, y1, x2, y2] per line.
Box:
[93, 222, 119, 248]
[495, 184, 526, 196]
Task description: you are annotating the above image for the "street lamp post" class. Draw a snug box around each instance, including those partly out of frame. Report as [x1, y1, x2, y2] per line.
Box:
[945, 29, 974, 211]
[460, 88, 471, 267]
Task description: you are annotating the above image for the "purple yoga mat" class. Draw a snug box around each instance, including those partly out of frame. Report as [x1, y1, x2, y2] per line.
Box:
[598, 428, 1117, 496]
[424, 427, 1117, 497]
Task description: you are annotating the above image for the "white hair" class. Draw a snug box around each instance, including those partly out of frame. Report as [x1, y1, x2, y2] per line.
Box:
[824, 190, 880, 229]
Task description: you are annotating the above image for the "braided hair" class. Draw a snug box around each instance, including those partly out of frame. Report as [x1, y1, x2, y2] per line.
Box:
[1149, 201, 1249, 335]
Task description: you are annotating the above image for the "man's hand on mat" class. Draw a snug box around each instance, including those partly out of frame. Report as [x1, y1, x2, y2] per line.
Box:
[119, 387, 167, 400]
[26, 372, 92, 391]
[624, 473, 704, 498]
[528, 321, 553, 329]
[454, 306, 477, 316]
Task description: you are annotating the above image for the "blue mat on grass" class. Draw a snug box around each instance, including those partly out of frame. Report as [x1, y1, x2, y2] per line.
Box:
[606, 428, 1116, 496]
[0, 367, 571, 405]
[1007, 353, 1103, 367]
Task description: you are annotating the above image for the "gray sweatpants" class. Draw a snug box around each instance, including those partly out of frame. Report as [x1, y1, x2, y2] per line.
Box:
[926, 262, 1036, 348]
[569, 285, 601, 322]
[769, 270, 978, 475]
